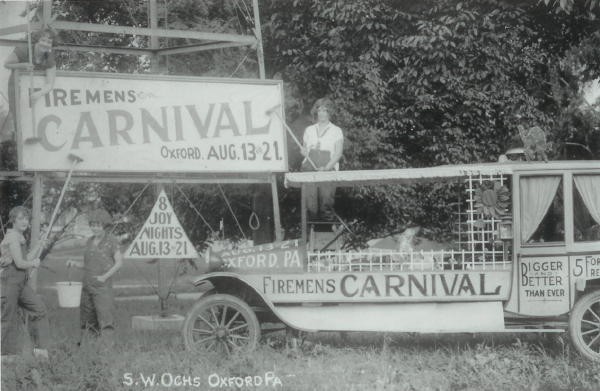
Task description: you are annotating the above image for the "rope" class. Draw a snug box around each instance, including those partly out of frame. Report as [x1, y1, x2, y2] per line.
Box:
[232, 0, 244, 32]
[248, 211, 260, 231]
[239, 0, 253, 22]
[174, 183, 215, 234]
[234, 0, 253, 24]
[229, 53, 248, 77]
[217, 184, 247, 240]
[108, 182, 151, 235]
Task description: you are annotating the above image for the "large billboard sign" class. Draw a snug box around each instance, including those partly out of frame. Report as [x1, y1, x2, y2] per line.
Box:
[16, 72, 287, 173]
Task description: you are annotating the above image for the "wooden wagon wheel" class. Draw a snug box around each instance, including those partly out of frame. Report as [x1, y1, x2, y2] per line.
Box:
[569, 290, 600, 361]
[183, 294, 260, 354]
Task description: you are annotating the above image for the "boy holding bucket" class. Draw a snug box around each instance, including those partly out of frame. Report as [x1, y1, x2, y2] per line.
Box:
[66, 208, 122, 343]
[0, 206, 50, 360]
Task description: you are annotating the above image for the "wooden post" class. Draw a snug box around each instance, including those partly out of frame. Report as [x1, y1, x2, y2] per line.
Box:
[301, 184, 307, 244]
[157, 257, 168, 317]
[149, 0, 160, 73]
[252, 0, 265, 79]
[270, 174, 283, 241]
[154, 184, 168, 317]
[148, 0, 168, 317]
[29, 174, 43, 292]
[42, 0, 52, 26]
[251, 1, 275, 244]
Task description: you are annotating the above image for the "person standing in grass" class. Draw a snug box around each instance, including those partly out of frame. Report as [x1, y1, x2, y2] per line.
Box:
[0, 206, 50, 360]
[66, 208, 122, 344]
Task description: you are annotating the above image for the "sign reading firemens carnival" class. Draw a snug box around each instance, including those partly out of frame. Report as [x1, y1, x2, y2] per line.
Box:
[16, 72, 287, 173]
[240, 271, 511, 303]
[125, 189, 198, 259]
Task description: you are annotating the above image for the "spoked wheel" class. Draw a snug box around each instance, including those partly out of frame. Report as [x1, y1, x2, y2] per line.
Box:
[183, 294, 260, 354]
[569, 290, 600, 361]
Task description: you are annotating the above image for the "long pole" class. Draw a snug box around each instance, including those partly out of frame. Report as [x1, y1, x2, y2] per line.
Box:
[270, 174, 283, 241]
[268, 108, 318, 170]
[149, 0, 160, 73]
[29, 174, 43, 292]
[42, 0, 52, 25]
[149, 0, 167, 317]
[42, 156, 81, 243]
[252, 0, 265, 79]
[251, 0, 278, 243]
[26, 4, 37, 141]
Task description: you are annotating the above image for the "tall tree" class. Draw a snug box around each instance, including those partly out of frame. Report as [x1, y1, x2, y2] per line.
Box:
[3, 0, 599, 245]
[262, 0, 600, 241]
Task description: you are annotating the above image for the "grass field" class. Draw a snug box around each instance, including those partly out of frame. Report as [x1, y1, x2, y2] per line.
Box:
[2, 248, 599, 390]
[2, 293, 600, 391]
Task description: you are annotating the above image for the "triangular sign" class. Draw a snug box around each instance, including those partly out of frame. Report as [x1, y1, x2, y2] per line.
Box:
[125, 189, 198, 259]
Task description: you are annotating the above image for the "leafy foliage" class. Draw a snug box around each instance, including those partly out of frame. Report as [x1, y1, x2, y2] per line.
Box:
[2, 0, 600, 246]
[263, 0, 600, 242]
[53, 0, 259, 77]
[543, 0, 600, 14]
[1, 0, 262, 248]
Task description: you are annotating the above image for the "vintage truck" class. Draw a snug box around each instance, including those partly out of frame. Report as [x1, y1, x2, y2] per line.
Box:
[183, 160, 600, 361]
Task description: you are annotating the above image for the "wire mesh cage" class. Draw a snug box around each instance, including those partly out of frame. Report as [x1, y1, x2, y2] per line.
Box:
[306, 173, 513, 273]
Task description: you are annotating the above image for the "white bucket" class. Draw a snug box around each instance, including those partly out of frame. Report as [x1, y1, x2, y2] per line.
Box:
[55, 282, 82, 308]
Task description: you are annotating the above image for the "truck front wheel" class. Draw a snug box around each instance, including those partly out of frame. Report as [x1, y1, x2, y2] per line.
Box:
[183, 294, 260, 355]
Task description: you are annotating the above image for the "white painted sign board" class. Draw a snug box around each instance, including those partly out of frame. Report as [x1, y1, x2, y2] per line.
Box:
[125, 189, 198, 259]
[16, 72, 287, 173]
[518, 256, 570, 315]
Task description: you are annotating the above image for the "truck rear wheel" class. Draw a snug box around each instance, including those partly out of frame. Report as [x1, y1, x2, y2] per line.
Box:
[569, 290, 600, 361]
[183, 294, 260, 354]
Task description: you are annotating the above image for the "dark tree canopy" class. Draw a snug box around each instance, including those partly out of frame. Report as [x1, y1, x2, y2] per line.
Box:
[262, 0, 600, 240]
[1, 0, 599, 246]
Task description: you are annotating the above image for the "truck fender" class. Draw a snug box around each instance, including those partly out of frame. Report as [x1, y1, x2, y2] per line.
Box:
[190, 272, 313, 332]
